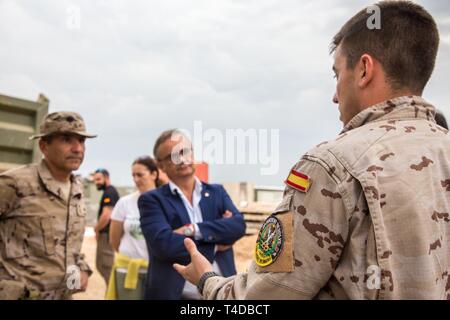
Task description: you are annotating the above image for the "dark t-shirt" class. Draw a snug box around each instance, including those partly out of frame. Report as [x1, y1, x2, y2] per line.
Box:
[98, 185, 119, 234]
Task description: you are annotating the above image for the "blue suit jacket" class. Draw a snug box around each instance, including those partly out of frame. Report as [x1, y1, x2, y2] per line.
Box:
[138, 182, 246, 300]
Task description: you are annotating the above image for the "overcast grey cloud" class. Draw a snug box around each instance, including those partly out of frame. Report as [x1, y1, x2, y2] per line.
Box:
[1, 0, 449, 187]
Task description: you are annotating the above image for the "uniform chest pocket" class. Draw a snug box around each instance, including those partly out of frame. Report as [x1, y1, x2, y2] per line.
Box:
[76, 203, 87, 217]
[2, 216, 55, 259]
[71, 202, 87, 217]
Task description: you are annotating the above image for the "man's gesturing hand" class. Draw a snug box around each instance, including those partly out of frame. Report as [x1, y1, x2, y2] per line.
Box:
[173, 238, 213, 286]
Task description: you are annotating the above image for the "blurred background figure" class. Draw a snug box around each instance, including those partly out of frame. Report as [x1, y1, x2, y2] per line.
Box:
[93, 169, 119, 288]
[435, 110, 449, 130]
[106, 156, 161, 299]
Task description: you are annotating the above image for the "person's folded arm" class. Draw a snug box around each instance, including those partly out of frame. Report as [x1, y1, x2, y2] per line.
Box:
[197, 186, 246, 245]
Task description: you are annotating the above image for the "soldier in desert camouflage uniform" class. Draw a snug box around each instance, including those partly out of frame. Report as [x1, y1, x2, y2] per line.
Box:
[174, 1, 450, 299]
[0, 112, 96, 299]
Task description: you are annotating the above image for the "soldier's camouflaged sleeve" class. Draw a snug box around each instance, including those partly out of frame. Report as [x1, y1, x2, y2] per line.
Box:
[73, 201, 92, 276]
[75, 253, 93, 276]
[203, 158, 350, 300]
[0, 174, 19, 218]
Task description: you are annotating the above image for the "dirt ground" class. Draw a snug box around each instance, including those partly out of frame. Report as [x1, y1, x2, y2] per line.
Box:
[73, 229, 257, 300]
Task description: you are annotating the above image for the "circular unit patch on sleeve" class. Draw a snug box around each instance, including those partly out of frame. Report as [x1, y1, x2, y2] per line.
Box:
[255, 215, 284, 267]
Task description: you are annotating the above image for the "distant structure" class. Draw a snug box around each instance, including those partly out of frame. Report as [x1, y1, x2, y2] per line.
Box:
[195, 162, 209, 182]
[0, 93, 49, 172]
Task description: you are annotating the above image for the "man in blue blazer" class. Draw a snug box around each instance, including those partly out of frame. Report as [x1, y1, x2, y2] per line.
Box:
[139, 129, 246, 300]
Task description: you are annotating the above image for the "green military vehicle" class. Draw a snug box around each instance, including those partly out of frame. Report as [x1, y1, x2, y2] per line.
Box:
[0, 93, 49, 173]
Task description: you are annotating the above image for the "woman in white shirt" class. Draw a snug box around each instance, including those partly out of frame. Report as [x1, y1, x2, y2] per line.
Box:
[107, 156, 167, 300]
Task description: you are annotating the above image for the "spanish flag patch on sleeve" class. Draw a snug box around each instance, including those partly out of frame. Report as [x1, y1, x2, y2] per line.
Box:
[285, 169, 311, 193]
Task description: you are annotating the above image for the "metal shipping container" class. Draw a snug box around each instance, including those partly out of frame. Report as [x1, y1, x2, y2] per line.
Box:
[0, 93, 49, 173]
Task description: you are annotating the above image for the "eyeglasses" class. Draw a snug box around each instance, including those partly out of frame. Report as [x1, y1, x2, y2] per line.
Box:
[158, 147, 193, 164]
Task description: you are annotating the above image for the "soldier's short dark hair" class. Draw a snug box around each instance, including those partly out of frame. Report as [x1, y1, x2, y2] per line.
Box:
[330, 1, 439, 94]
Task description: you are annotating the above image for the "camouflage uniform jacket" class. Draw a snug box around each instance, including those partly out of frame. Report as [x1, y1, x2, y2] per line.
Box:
[0, 160, 92, 299]
[203, 96, 450, 300]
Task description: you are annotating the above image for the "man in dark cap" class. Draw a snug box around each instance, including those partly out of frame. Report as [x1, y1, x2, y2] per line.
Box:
[92, 167, 119, 286]
[0, 111, 96, 299]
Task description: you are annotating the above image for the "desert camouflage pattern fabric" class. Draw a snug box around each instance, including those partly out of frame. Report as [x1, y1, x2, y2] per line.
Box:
[29, 111, 96, 140]
[0, 160, 92, 299]
[203, 96, 450, 300]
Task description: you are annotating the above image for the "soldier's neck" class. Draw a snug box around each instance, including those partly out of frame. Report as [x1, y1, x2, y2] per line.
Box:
[359, 87, 418, 112]
[43, 159, 71, 182]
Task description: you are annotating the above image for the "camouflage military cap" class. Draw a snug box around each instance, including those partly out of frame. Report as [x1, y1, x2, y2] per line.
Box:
[29, 111, 97, 140]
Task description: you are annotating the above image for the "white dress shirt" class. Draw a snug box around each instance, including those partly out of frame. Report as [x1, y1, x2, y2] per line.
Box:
[169, 177, 223, 300]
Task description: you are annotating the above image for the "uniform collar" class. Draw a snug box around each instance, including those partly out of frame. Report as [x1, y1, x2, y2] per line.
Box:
[37, 160, 82, 201]
[341, 95, 436, 134]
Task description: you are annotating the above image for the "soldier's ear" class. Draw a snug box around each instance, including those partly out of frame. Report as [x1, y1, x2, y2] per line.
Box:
[38, 138, 48, 155]
[357, 54, 375, 89]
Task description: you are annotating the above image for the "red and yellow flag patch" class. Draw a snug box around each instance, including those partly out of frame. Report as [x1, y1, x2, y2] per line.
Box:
[285, 169, 311, 193]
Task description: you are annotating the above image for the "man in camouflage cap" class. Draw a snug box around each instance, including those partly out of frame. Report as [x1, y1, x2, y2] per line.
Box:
[0, 111, 96, 299]
[174, 1, 450, 299]
[28, 112, 97, 140]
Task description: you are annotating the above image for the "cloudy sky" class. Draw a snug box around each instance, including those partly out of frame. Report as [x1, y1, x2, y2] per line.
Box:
[1, 0, 449, 187]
